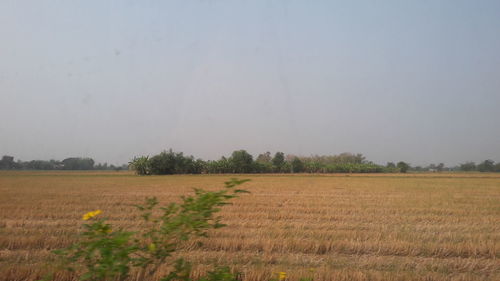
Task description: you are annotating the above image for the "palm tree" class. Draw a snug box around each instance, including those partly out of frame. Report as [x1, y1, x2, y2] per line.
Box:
[129, 156, 150, 175]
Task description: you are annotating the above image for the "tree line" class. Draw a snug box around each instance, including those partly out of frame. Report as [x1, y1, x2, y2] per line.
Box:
[129, 150, 400, 175]
[400, 160, 500, 173]
[0, 155, 127, 171]
[457, 160, 500, 172]
[2, 152, 499, 174]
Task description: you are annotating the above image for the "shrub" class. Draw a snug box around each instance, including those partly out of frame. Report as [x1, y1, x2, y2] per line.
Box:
[51, 179, 250, 281]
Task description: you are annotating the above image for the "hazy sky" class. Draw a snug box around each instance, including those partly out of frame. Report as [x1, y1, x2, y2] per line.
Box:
[1, 1, 500, 166]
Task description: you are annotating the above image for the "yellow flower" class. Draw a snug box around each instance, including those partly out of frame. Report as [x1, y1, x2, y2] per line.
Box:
[148, 243, 156, 252]
[82, 210, 102, 220]
[278, 272, 287, 281]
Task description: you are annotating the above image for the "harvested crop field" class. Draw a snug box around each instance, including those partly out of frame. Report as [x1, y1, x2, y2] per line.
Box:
[0, 171, 499, 281]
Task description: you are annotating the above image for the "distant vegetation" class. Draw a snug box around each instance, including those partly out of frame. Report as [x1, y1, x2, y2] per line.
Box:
[128, 149, 500, 175]
[2, 152, 499, 174]
[128, 150, 388, 175]
[0, 155, 127, 171]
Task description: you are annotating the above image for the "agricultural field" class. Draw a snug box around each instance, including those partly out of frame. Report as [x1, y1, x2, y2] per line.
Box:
[0, 171, 499, 281]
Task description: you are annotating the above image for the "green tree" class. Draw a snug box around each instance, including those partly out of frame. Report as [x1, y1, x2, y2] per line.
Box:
[149, 150, 178, 175]
[397, 161, 410, 173]
[229, 150, 254, 173]
[436, 163, 445, 172]
[256, 152, 272, 163]
[495, 162, 500, 172]
[272, 152, 285, 172]
[291, 157, 304, 173]
[459, 162, 476, 171]
[0, 155, 15, 169]
[147, 150, 200, 175]
[62, 157, 95, 170]
[252, 161, 273, 173]
[477, 160, 495, 172]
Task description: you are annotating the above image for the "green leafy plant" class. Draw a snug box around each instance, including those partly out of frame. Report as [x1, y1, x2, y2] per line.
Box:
[53, 178, 250, 281]
[128, 156, 151, 175]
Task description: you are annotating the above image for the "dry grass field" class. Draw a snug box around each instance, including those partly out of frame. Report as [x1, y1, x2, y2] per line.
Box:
[0, 171, 499, 281]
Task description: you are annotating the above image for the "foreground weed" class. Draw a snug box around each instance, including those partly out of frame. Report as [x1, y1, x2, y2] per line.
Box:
[52, 178, 250, 281]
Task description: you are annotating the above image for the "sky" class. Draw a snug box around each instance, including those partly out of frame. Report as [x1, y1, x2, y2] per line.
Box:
[1, 1, 500, 166]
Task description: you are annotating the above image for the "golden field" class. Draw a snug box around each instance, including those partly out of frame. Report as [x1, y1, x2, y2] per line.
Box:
[0, 171, 499, 281]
